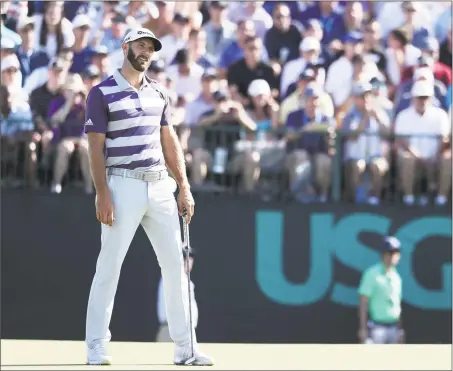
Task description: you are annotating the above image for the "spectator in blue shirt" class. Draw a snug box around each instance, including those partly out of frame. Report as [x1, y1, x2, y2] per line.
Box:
[171, 28, 215, 70]
[101, 12, 127, 54]
[203, 1, 236, 64]
[285, 83, 335, 203]
[217, 19, 268, 78]
[297, 1, 347, 46]
[90, 45, 109, 81]
[69, 14, 94, 74]
[16, 16, 49, 86]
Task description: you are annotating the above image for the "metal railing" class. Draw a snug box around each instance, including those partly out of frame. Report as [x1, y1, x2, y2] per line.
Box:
[1, 118, 451, 205]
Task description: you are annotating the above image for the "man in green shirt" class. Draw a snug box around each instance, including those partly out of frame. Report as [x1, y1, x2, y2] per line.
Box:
[358, 236, 404, 344]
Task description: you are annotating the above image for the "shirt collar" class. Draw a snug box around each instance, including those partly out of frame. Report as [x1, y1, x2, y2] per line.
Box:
[113, 69, 151, 91]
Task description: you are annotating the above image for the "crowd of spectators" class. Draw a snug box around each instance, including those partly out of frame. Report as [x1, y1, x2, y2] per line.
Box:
[0, 1, 452, 205]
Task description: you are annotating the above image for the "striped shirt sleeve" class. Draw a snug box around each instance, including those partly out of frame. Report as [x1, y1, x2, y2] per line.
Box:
[85, 87, 108, 134]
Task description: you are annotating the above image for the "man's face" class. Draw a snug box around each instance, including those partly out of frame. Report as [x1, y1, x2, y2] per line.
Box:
[244, 39, 262, 61]
[189, 31, 206, 56]
[49, 67, 67, 86]
[201, 77, 217, 95]
[209, 5, 226, 23]
[1, 67, 18, 86]
[344, 41, 363, 58]
[111, 21, 126, 39]
[383, 251, 401, 267]
[126, 39, 154, 72]
[403, 6, 416, 23]
[74, 25, 91, 46]
[414, 96, 430, 112]
[45, 2, 63, 26]
[19, 24, 35, 48]
[345, 2, 363, 29]
[319, 1, 335, 14]
[364, 21, 380, 45]
[237, 21, 255, 42]
[273, 5, 291, 31]
[306, 95, 320, 111]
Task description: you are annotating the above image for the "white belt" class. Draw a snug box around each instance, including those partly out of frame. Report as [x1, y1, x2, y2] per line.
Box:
[107, 168, 168, 182]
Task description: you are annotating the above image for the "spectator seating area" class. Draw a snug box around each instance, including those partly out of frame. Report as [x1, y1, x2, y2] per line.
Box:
[1, 1, 452, 205]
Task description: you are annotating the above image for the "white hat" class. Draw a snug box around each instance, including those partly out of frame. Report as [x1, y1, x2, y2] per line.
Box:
[300, 36, 320, 52]
[122, 28, 162, 51]
[1, 55, 20, 72]
[72, 14, 91, 29]
[16, 16, 34, 31]
[411, 80, 434, 97]
[413, 67, 434, 82]
[248, 79, 271, 97]
[1, 38, 15, 50]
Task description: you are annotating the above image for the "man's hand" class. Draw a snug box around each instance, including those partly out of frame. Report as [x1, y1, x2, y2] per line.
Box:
[95, 189, 114, 226]
[177, 184, 195, 223]
[358, 328, 368, 343]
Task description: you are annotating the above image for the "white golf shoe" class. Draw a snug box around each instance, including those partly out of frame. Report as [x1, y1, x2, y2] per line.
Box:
[174, 344, 214, 366]
[87, 342, 112, 365]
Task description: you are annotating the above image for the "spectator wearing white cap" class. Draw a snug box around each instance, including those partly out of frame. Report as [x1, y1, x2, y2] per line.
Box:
[15, 16, 50, 86]
[394, 80, 451, 206]
[48, 73, 92, 195]
[342, 82, 391, 204]
[0, 37, 16, 59]
[69, 14, 95, 74]
[285, 83, 335, 203]
[1, 56, 39, 188]
[393, 65, 446, 117]
[32, 1, 75, 59]
[280, 36, 325, 99]
[227, 36, 278, 107]
[401, 36, 452, 88]
[247, 79, 280, 140]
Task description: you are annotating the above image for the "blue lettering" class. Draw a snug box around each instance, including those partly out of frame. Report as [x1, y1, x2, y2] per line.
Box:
[332, 213, 390, 306]
[396, 217, 452, 310]
[255, 211, 333, 305]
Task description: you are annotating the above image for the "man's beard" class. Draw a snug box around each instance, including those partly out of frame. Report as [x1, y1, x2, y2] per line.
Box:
[127, 48, 150, 72]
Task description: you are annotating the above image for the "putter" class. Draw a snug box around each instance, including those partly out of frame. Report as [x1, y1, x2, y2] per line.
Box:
[182, 215, 195, 365]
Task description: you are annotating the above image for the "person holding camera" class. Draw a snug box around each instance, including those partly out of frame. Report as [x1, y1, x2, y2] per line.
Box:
[47, 73, 92, 194]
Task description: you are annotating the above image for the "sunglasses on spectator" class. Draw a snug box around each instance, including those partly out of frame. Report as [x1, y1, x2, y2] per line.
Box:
[416, 96, 430, 100]
[275, 14, 289, 19]
[4, 68, 17, 74]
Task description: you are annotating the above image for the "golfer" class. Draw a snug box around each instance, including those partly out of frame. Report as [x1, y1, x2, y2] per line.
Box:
[358, 236, 404, 344]
[83, 27, 214, 366]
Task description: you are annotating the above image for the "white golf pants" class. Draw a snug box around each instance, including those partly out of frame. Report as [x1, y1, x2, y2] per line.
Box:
[85, 173, 196, 347]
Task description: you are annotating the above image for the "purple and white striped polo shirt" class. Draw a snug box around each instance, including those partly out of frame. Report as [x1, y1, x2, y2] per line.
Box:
[84, 69, 171, 171]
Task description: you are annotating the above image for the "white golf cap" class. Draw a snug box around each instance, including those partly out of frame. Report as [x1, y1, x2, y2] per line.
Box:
[72, 14, 91, 29]
[413, 67, 434, 82]
[248, 79, 271, 97]
[122, 28, 162, 52]
[300, 36, 320, 52]
[16, 16, 34, 31]
[1, 55, 20, 72]
[411, 80, 434, 97]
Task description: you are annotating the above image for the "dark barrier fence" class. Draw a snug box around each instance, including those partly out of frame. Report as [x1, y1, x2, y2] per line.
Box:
[1, 190, 451, 343]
